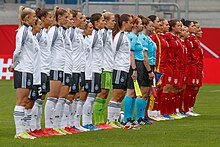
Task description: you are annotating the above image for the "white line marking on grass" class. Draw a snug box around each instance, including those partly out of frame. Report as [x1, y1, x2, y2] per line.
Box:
[208, 90, 220, 92]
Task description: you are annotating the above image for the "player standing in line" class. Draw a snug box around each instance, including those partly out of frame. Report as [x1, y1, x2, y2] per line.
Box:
[152, 18, 173, 120]
[138, 16, 157, 124]
[178, 25, 190, 116]
[9, 6, 37, 139]
[93, 12, 116, 129]
[28, 8, 52, 137]
[81, 13, 105, 131]
[44, 6, 68, 135]
[106, 14, 133, 128]
[52, 10, 78, 135]
[181, 20, 200, 116]
[164, 19, 183, 119]
[188, 21, 202, 116]
[26, 18, 44, 137]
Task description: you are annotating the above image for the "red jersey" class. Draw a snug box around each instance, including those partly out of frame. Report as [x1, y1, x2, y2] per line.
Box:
[197, 39, 204, 73]
[189, 34, 200, 67]
[151, 33, 169, 73]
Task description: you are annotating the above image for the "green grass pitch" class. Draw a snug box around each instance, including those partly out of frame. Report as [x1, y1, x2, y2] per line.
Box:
[0, 80, 219, 147]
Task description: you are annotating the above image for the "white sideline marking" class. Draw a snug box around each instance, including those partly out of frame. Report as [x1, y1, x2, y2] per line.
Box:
[208, 90, 220, 92]
[200, 42, 220, 58]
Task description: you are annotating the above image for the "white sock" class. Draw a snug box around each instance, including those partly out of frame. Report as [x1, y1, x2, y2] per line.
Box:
[61, 100, 71, 128]
[107, 101, 121, 122]
[30, 103, 38, 131]
[53, 98, 66, 129]
[24, 109, 32, 132]
[14, 106, 25, 134]
[69, 99, 78, 127]
[36, 99, 44, 130]
[74, 100, 85, 127]
[82, 93, 96, 126]
[45, 97, 57, 128]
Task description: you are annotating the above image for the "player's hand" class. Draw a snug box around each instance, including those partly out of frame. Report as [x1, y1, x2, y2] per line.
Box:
[148, 72, 155, 79]
[8, 64, 14, 72]
[131, 70, 137, 80]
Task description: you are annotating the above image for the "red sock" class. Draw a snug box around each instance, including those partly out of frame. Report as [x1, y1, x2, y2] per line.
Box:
[160, 92, 168, 115]
[184, 85, 192, 112]
[190, 89, 199, 108]
[157, 89, 162, 111]
[179, 91, 184, 112]
[175, 92, 180, 113]
[168, 93, 175, 114]
[172, 93, 176, 114]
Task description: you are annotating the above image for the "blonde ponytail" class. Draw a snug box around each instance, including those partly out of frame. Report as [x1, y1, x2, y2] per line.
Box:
[18, 6, 25, 28]
[52, 6, 59, 26]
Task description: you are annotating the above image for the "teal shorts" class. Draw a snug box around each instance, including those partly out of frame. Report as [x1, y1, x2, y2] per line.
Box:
[101, 70, 112, 90]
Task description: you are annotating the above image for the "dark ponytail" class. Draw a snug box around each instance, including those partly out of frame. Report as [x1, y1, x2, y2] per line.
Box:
[112, 14, 130, 38]
[181, 18, 192, 27]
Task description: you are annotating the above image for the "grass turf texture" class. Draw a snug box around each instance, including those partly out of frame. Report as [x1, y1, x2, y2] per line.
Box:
[0, 80, 219, 147]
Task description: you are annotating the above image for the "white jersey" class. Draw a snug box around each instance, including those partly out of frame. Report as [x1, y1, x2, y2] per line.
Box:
[32, 35, 41, 85]
[47, 26, 66, 71]
[13, 25, 36, 73]
[84, 36, 93, 80]
[71, 27, 83, 73]
[113, 31, 130, 73]
[37, 28, 50, 76]
[102, 28, 114, 72]
[63, 27, 73, 74]
[90, 29, 103, 73]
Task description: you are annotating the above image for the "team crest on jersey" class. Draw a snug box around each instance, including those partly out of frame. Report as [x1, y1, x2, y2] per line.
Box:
[120, 76, 125, 83]
[27, 79, 31, 86]
[184, 77, 186, 82]
[76, 38, 80, 43]
[192, 79, 195, 84]
[95, 84, 99, 91]
[42, 83, 46, 90]
[72, 84, 76, 90]
[27, 37, 33, 43]
[125, 41, 129, 47]
[66, 77, 70, 83]
[168, 77, 172, 82]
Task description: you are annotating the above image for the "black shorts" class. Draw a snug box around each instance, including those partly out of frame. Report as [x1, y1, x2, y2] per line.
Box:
[127, 60, 144, 89]
[142, 65, 154, 87]
[84, 73, 101, 93]
[41, 73, 50, 94]
[112, 70, 128, 91]
[69, 73, 80, 94]
[62, 73, 72, 86]
[29, 85, 42, 100]
[80, 72, 86, 87]
[14, 70, 33, 89]
[50, 70, 63, 82]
